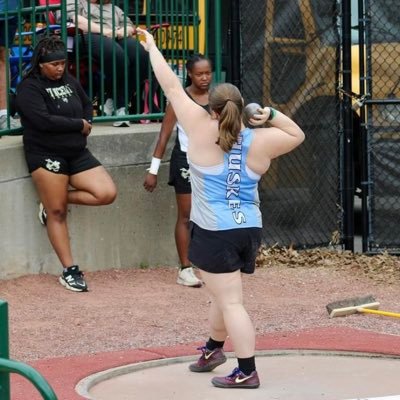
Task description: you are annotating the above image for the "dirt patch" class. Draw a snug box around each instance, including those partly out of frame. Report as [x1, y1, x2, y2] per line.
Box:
[1, 248, 399, 363]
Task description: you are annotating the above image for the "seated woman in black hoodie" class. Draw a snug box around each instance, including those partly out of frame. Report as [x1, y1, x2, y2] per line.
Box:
[16, 35, 117, 292]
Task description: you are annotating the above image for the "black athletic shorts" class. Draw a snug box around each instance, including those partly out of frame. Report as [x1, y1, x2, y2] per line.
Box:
[189, 222, 262, 274]
[24, 148, 101, 175]
[168, 145, 191, 194]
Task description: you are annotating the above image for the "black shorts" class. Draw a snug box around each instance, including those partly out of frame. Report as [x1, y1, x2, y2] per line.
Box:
[24, 148, 102, 175]
[189, 222, 262, 274]
[168, 146, 191, 194]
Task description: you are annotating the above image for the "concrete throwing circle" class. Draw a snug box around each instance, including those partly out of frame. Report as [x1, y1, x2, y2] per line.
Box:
[76, 350, 400, 400]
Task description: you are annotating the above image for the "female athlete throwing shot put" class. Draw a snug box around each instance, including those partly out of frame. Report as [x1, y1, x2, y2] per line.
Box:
[138, 28, 305, 389]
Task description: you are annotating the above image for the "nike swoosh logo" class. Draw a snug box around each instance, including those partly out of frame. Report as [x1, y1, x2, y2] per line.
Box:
[204, 350, 216, 360]
[235, 375, 252, 384]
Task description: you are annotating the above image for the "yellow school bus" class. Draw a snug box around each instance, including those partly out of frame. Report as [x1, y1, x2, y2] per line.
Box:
[129, 0, 206, 57]
[261, 0, 400, 182]
[262, 0, 399, 117]
[139, 0, 206, 54]
[262, 0, 337, 118]
[351, 41, 400, 124]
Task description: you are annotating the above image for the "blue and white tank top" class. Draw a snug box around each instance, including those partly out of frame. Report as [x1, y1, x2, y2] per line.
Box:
[189, 128, 262, 231]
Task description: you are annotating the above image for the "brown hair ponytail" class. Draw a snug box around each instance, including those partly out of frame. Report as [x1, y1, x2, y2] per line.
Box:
[209, 83, 243, 152]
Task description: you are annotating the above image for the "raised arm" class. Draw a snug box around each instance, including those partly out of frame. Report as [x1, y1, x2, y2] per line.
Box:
[137, 28, 205, 132]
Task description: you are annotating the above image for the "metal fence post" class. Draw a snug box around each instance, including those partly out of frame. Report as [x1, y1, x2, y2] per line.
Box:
[357, 0, 369, 253]
[213, 0, 222, 83]
[0, 300, 10, 400]
[230, 0, 241, 89]
[342, 0, 355, 251]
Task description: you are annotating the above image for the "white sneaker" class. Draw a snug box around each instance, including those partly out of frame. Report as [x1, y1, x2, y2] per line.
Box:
[177, 267, 202, 287]
[102, 98, 114, 116]
[113, 107, 130, 127]
[38, 202, 47, 226]
[0, 115, 21, 130]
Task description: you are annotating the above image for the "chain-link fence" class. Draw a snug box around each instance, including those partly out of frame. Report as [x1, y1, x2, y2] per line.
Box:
[360, 0, 400, 252]
[240, 0, 341, 248]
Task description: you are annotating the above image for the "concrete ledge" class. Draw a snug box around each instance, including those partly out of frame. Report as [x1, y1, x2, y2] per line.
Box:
[0, 123, 178, 279]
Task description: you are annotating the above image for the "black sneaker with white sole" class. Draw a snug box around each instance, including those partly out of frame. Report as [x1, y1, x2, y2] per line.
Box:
[59, 265, 88, 292]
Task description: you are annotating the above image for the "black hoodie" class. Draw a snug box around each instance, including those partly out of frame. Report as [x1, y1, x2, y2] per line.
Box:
[16, 73, 93, 157]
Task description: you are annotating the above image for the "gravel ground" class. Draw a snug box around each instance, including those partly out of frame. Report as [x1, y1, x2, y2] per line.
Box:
[1, 248, 399, 363]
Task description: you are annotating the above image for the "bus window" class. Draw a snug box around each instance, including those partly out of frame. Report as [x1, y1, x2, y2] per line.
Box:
[264, 0, 337, 115]
[272, 0, 304, 39]
[268, 0, 307, 105]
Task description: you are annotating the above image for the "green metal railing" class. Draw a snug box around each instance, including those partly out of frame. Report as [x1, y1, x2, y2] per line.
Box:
[1, 0, 223, 136]
[0, 300, 58, 400]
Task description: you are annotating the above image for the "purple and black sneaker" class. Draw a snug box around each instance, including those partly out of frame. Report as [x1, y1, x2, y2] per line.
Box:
[189, 346, 227, 372]
[211, 367, 260, 389]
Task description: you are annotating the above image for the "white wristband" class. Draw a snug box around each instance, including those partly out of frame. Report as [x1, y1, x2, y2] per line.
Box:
[148, 157, 161, 175]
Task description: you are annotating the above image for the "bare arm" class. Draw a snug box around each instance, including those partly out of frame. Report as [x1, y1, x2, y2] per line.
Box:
[115, 25, 135, 38]
[143, 103, 177, 192]
[73, 15, 113, 37]
[152, 102, 177, 159]
[254, 108, 305, 160]
[245, 108, 305, 175]
[115, 7, 135, 38]
[266, 108, 305, 158]
[137, 28, 206, 135]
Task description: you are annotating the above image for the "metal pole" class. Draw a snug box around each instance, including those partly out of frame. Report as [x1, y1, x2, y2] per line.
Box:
[0, 359, 58, 400]
[357, 0, 369, 253]
[230, 0, 241, 88]
[214, 0, 222, 83]
[342, 0, 354, 251]
[0, 300, 10, 400]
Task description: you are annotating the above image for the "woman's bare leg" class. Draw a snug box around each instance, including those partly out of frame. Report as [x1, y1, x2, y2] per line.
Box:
[31, 168, 73, 268]
[175, 193, 191, 265]
[200, 269, 255, 358]
[175, 193, 202, 287]
[68, 166, 117, 205]
[207, 292, 228, 342]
